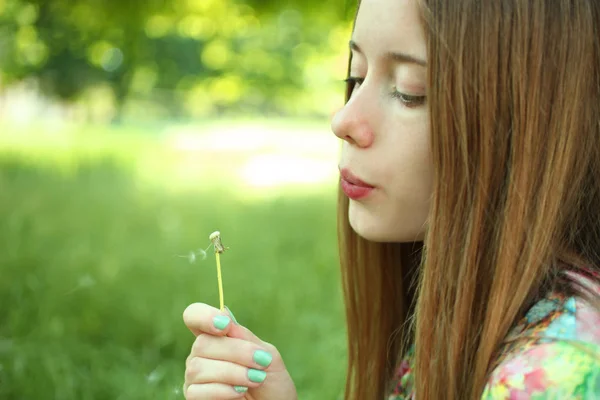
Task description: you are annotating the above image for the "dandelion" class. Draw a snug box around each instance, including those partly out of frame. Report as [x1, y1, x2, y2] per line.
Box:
[177, 231, 230, 311]
[209, 231, 229, 311]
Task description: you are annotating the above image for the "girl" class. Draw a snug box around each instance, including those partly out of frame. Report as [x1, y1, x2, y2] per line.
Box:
[182, 0, 600, 398]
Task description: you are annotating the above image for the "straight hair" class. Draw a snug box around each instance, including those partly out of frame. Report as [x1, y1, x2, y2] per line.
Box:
[339, 0, 600, 398]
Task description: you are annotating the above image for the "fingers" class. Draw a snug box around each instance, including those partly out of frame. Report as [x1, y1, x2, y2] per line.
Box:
[184, 383, 247, 400]
[188, 334, 274, 371]
[185, 357, 268, 388]
[219, 305, 264, 346]
[226, 322, 264, 346]
[183, 347, 270, 400]
[183, 303, 264, 346]
[183, 303, 234, 337]
[182, 303, 289, 399]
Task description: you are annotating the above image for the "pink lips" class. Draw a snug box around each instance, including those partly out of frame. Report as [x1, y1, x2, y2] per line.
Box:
[340, 168, 375, 200]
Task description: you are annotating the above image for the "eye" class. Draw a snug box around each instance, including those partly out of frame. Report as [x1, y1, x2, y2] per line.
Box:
[391, 88, 426, 108]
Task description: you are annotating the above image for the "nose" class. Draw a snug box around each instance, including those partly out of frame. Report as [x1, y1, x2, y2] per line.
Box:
[330, 95, 375, 148]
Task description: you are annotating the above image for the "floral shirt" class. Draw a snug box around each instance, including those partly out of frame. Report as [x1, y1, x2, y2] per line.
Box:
[389, 276, 600, 399]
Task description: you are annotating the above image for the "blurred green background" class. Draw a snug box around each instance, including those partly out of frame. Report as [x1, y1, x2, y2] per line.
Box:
[0, 0, 354, 398]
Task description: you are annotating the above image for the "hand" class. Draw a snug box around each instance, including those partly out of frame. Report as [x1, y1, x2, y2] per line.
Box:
[182, 303, 298, 400]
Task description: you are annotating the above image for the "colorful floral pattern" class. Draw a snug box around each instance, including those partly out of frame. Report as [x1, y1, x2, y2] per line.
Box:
[388, 276, 600, 399]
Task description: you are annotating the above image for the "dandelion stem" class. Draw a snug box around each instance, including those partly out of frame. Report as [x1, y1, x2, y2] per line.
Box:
[215, 251, 224, 311]
[209, 231, 228, 312]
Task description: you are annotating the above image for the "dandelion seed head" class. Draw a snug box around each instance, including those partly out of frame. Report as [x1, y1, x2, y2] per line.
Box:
[209, 231, 220, 241]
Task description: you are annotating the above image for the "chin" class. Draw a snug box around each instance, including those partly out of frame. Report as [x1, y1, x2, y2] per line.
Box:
[348, 201, 426, 243]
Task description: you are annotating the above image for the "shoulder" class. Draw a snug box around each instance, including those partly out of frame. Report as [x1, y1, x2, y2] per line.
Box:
[483, 339, 600, 399]
[483, 284, 600, 399]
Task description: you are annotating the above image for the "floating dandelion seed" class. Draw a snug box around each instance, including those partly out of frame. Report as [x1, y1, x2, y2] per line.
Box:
[146, 367, 164, 384]
[63, 274, 97, 295]
[177, 248, 208, 264]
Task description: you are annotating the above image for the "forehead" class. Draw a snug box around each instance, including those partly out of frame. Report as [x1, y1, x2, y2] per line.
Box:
[353, 0, 426, 61]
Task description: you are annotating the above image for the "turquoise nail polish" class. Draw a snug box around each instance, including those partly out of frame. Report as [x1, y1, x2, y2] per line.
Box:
[234, 386, 248, 393]
[253, 350, 273, 367]
[248, 368, 267, 383]
[213, 315, 231, 330]
[224, 305, 239, 325]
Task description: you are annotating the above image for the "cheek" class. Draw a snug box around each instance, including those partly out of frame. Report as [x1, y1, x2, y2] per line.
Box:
[351, 118, 432, 242]
[389, 140, 433, 201]
[388, 123, 432, 224]
[384, 114, 432, 197]
[348, 163, 432, 243]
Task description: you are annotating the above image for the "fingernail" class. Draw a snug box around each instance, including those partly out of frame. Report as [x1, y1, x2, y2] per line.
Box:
[253, 350, 273, 368]
[224, 305, 239, 325]
[213, 315, 231, 330]
[248, 368, 267, 383]
[234, 386, 248, 393]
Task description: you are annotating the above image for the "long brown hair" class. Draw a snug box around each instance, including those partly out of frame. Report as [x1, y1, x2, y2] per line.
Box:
[338, 1, 600, 399]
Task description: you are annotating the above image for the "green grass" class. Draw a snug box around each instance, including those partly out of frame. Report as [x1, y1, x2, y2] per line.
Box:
[0, 124, 346, 399]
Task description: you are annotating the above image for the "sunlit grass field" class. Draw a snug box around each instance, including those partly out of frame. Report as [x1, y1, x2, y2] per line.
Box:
[0, 121, 347, 399]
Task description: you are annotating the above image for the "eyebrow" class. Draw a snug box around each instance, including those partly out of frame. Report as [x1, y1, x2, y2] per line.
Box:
[349, 40, 427, 67]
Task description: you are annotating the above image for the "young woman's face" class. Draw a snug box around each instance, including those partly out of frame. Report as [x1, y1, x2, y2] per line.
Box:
[331, 0, 432, 243]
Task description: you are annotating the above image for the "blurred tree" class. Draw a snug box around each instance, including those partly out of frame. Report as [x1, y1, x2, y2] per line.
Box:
[0, 0, 355, 120]
[0, 0, 172, 119]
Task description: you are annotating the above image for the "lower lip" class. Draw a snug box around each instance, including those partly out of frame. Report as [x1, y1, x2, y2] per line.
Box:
[341, 178, 374, 200]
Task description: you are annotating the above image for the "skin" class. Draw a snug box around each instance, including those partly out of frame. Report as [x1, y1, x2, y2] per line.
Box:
[182, 0, 430, 398]
[332, 0, 432, 242]
[182, 303, 296, 400]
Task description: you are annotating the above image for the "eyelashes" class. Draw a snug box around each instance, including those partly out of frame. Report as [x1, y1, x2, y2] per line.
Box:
[344, 76, 364, 87]
[390, 89, 426, 107]
[344, 76, 426, 108]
